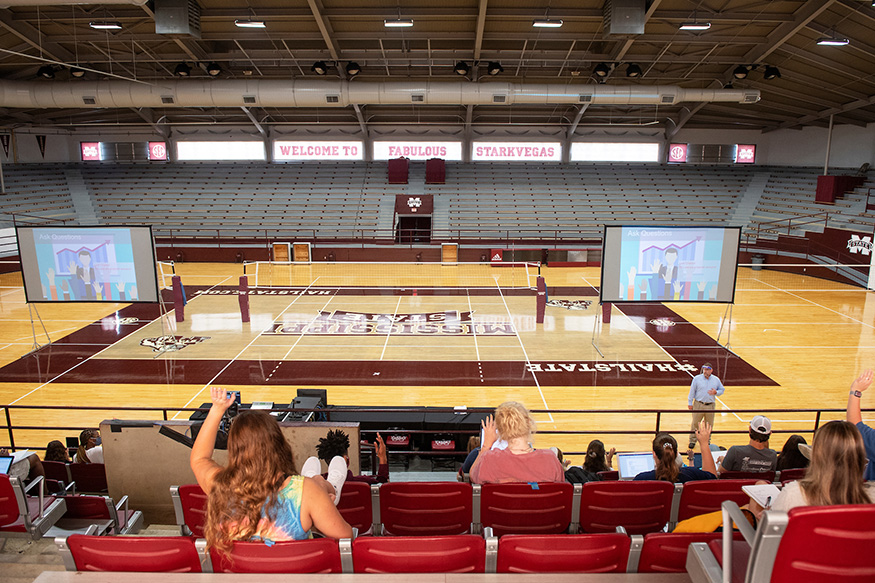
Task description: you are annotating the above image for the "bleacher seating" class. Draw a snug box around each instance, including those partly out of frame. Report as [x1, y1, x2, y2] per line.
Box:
[0, 475, 67, 540]
[496, 533, 630, 573]
[170, 483, 208, 537]
[718, 470, 775, 482]
[209, 539, 342, 573]
[478, 482, 573, 536]
[68, 463, 108, 493]
[578, 481, 674, 534]
[58, 534, 204, 572]
[58, 493, 144, 535]
[379, 481, 472, 536]
[686, 502, 875, 583]
[676, 479, 757, 523]
[351, 535, 485, 573]
[335, 481, 375, 535]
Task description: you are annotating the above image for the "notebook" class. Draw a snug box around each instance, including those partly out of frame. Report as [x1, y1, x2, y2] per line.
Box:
[0, 455, 13, 475]
[617, 452, 655, 479]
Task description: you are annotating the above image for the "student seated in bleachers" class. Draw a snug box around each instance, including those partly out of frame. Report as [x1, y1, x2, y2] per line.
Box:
[470, 401, 564, 484]
[564, 439, 615, 483]
[44, 440, 71, 462]
[775, 434, 809, 472]
[763, 421, 873, 515]
[717, 416, 777, 475]
[635, 421, 717, 483]
[75, 428, 103, 464]
[302, 429, 389, 487]
[190, 387, 352, 554]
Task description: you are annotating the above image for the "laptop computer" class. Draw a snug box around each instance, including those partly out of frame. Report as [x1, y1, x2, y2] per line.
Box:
[616, 452, 655, 479]
[0, 455, 14, 475]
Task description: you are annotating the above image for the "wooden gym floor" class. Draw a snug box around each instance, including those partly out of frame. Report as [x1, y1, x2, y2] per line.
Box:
[0, 263, 873, 465]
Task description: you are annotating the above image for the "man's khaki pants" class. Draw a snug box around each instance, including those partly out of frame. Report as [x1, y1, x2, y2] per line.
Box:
[689, 401, 716, 448]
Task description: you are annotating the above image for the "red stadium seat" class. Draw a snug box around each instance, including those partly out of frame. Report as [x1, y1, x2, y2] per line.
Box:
[479, 482, 573, 536]
[42, 461, 72, 485]
[0, 475, 67, 540]
[579, 481, 673, 534]
[597, 470, 619, 481]
[60, 535, 202, 572]
[170, 484, 208, 537]
[687, 503, 875, 583]
[209, 539, 342, 573]
[60, 494, 144, 535]
[636, 532, 742, 573]
[777, 468, 806, 482]
[380, 482, 472, 536]
[68, 463, 108, 493]
[336, 481, 374, 535]
[497, 534, 630, 573]
[352, 535, 485, 573]
[677, 479, 757, 523]
[718, 470, 775, 482]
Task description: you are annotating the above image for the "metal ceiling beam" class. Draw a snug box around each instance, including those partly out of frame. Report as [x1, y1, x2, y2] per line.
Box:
[307, 0, 342, 62]
[240, 106, 266, 136]
[472, 0, 488, 79]
[666, 102, 707, 139]
[131, 107, 169, 138]
[775, 45, 875, 88]
[0, 11, 73, 63]
[772, 93, 875, 131]
[740, 0, 837, 65]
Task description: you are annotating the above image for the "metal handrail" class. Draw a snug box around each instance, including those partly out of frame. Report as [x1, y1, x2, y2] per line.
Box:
[1, 403, 865, 453]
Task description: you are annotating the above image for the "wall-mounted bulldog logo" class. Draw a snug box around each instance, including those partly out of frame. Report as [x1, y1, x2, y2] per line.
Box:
[407, 197, 422, 212]
[140, 335, 210, 352]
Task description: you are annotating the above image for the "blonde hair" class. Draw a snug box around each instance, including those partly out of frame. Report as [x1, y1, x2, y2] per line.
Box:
[494, 401, 536, 441]
[799, 421, 870, 506]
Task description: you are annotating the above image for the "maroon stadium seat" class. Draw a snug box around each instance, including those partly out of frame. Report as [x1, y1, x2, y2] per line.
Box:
[718, 470, 775, 482]
[579, 480, 673, 534]
[597, 470, 619, 481]
[777, 467, 806, 482]
[68, 463, 108, 493]
[677, 479, 757, 522]
[480, 482, 573, 536]
[210, 539, 341, 573]
[497, 533, 630, 573]
[42, 461, 71, 485]
[60, 493, 143, 535]
[352, 535, 485, 573]
[336, 481, 374, 535]
[637, 532, 741, 573]
[380, 482, 472, 535]
[62, 535, 202, 572]
[171, 484, 208, 537]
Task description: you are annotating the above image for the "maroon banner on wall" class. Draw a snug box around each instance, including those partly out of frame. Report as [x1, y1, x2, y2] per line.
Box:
[395, 194, 434, 215]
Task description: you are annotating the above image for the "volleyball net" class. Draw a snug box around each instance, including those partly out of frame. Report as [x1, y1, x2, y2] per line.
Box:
[243, 261, 541, 290]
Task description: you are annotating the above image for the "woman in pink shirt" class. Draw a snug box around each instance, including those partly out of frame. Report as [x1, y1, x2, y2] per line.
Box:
[470, 401, 564, 484]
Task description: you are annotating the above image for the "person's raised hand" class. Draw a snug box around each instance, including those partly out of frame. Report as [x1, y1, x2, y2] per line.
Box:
[209, 387, 235, 413]
[480, 415, 497, 450]
[851, 369, 874, 393]
[695, 420, 712, 444]
[375, 433, 388, 465]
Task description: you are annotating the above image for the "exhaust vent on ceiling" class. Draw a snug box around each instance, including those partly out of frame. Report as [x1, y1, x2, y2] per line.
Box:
[154, 0, 202, 38]
[742, 92, 760, 103]
[492, 94, 507, 103]
[161, 96, 175, 104]
[242, 95, 256, 104]
[661, 95, 675, 104]
[82, 96, 96, 105]
[326, 95, 339, 104]
[411, 94, 424, 102]
[603, 0, 646, 36]
[579, 95, 592, 103]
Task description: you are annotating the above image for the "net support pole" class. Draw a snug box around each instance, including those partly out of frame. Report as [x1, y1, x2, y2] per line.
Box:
[601, 302, 612, 324]
[172, 275, 185, 323]
[591, 306, 605, 358]
[238, 275, 250, 323]
[536, 276, 547, 324]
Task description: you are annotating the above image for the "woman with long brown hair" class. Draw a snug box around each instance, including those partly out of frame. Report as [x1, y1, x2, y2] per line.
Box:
[634, 420, 718, 482]
[191, 388, 352, 554]
[771, 420, 872, 511]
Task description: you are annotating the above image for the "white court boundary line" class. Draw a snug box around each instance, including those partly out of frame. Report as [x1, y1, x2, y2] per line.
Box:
[379, 297, 403, 361]
[493, 276, 553, 422]
[466, 294, 481, 362]
[174, 276, 323, 418]
[280, 292, 340, 361]
[8, 274, 235, 406]
[758, 280, 875, 330]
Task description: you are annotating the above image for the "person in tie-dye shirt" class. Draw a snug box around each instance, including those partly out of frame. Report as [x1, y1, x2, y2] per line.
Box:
[191, 387, 352, 555]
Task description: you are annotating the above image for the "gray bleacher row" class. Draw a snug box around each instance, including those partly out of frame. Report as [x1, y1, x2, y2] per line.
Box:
[1, 162, 871, 238]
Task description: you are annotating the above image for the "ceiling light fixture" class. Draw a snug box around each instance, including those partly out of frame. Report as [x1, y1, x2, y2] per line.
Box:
[311, 61, 329, 75]
[816, 34, 849, 46]
[384, 18, 413, 27]
[235, 19, 266, 28]
[733, 65, 749, 79]
[593, 62, 611, 78]
[175, 63, 191, 77]
[625, 63, 642, 78]
[37, 65, 55, 79]
[454, 61, 469, 76]
[206, 62, 222, 77]
[679, 21, 711, 31]
[70, 67, 86, 78]
[346, 62, 361, 77]
[89, 21, 122, 30]
[762, 65, 781, 80]
[487, 62, 504, 76]
[532, 18, 563, 28]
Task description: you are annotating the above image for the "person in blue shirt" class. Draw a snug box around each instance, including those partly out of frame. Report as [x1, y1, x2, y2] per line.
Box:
[635, 420, 717, 483]
[687, 363, 725, 450]
[845, 368, 875, 481]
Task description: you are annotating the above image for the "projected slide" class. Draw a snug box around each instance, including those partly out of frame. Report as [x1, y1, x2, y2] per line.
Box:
[601, 226, 740, 303]
[16, 226, 159, 303]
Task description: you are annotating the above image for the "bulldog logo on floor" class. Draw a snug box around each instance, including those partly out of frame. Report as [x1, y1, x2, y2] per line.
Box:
[140, 335, 210, 352]
[546, 299, 592, 310]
